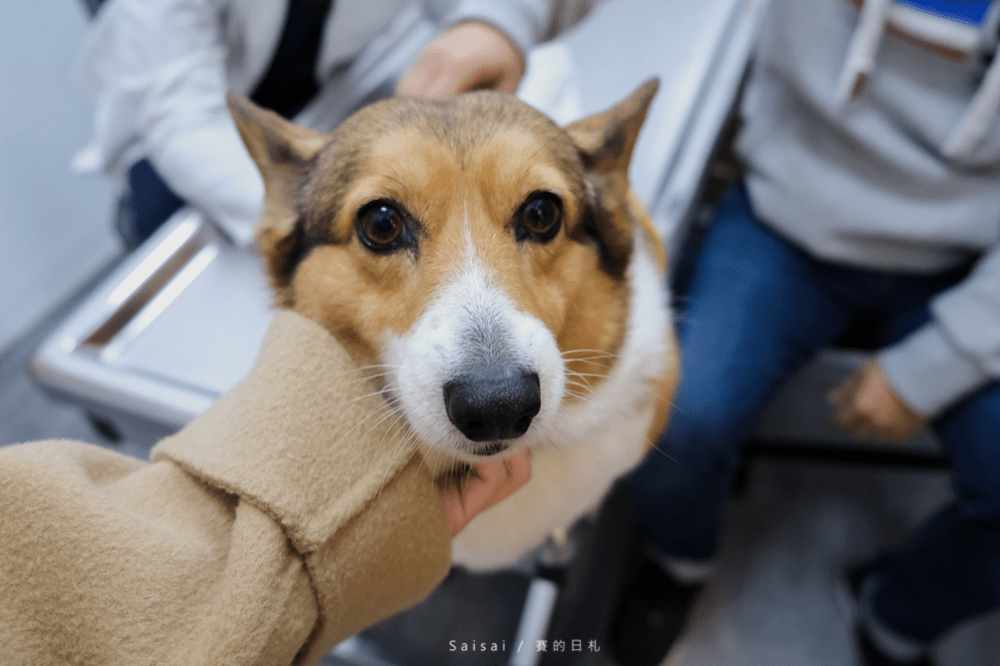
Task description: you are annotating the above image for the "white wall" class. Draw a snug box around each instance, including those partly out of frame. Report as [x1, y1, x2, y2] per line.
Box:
[0, 2, 118, 350]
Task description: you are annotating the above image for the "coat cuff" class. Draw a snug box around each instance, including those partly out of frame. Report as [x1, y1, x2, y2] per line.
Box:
[153, 311, 452, 654]
[878, 322, 990, 418]
[299, 455, 452, 664]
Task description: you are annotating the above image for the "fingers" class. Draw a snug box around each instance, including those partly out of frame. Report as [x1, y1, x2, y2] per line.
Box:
[396, 21, 524, 99]
[397, 52, 513, 99]
[503, 447, 532, 485]
[828, 357, 926, 443]
[467, 449, 533, 514]
[395, 59, 440, 98]
[827, 359, 867, 408]
[441, 449, 533, 537]
[832, 404, 878, 439]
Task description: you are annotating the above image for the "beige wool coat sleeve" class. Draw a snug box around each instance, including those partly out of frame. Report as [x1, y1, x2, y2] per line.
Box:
[0, 311, 452, 666]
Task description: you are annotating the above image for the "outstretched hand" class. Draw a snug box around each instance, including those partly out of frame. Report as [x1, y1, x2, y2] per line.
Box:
[828, 357, 926, 442]
[396, 21, 525, 98]
[441, 449, 532, 536]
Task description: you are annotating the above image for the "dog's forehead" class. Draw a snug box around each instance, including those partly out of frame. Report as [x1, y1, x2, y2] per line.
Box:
[329, 93, 581, 175]
[298, 93, 590, 242]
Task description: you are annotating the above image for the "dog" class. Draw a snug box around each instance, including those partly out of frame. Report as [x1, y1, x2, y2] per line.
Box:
[227, 79, 679, 570]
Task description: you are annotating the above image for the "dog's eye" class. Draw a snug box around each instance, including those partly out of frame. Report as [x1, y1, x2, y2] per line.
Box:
[357, 201, 405, 250]
[516, 193, 562, 242]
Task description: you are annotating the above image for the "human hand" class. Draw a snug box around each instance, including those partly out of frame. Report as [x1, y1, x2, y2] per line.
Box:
[828, 357, 926, 442]
[441, 449, 532, 536]
[396, 21, 525, 98]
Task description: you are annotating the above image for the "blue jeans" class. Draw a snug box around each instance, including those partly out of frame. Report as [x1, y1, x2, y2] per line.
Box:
[632, 183, 1000, 642]
[116, 159, 184, 250]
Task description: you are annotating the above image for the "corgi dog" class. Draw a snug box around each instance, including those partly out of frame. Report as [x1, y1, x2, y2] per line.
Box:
[228, 79, 678, 571]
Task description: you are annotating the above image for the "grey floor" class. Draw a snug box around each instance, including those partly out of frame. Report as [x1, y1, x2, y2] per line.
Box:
[667, 461, 1000, 666]
[2, 5, 1000, 666]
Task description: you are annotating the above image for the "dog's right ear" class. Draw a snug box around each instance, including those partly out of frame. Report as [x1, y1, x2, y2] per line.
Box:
[228, 93, 327, 296]
[564, 78, 658, 180]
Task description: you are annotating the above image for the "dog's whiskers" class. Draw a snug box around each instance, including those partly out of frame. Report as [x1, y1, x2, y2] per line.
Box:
[366, 399, 409, 444]
[647, 439, 678, 462]
[563, 372, 601, 396]
[343, 363, 399, 382]
[331, 389, 395, 411]
[563, 380, 634, 425]
[561, 348, 619, 356]
[537, 432, 563, 454]
[321, 365, 398, 396]
[561, 351, 619, 375]
[566, 371, 612, 380]
[563, 388, 605, 410]
[321, 397, 401, 453]
[377, 418, 418, 499]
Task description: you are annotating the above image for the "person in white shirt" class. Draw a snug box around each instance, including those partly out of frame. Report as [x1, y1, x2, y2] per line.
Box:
[75, 0, 577, 248]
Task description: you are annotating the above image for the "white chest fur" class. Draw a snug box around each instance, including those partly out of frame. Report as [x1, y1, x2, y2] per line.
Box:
[451, 230, 674, 570]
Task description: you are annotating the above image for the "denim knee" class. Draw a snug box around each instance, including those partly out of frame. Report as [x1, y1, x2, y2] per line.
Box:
[868, 380, 1000, 641]
[935, 381, 1000, 521]
[629, 402, 749, 560]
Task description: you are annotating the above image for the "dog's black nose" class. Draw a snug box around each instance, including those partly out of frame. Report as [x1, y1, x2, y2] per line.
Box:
[444, 366, 541, 444]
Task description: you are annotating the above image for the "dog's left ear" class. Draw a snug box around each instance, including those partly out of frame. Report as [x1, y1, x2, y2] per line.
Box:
[227, 93, 327, 215]
[565, 77, 658, 187]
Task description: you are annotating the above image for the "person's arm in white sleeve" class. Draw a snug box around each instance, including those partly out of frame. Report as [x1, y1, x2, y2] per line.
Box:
[78, 0, 263, 245]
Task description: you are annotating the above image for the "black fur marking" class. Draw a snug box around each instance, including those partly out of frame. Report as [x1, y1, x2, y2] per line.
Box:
[264, 125, 309, 167]
[437, 462, 478, 495]
[271, 150, 357, 286]
[270, 219, 315, 288]
[568, 198, 631, 280]
[587, 130, 625, 170]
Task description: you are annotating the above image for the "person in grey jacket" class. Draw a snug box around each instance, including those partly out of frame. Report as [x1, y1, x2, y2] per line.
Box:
[74, 0, 586, 248]
[620, 1, 1000, 665]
